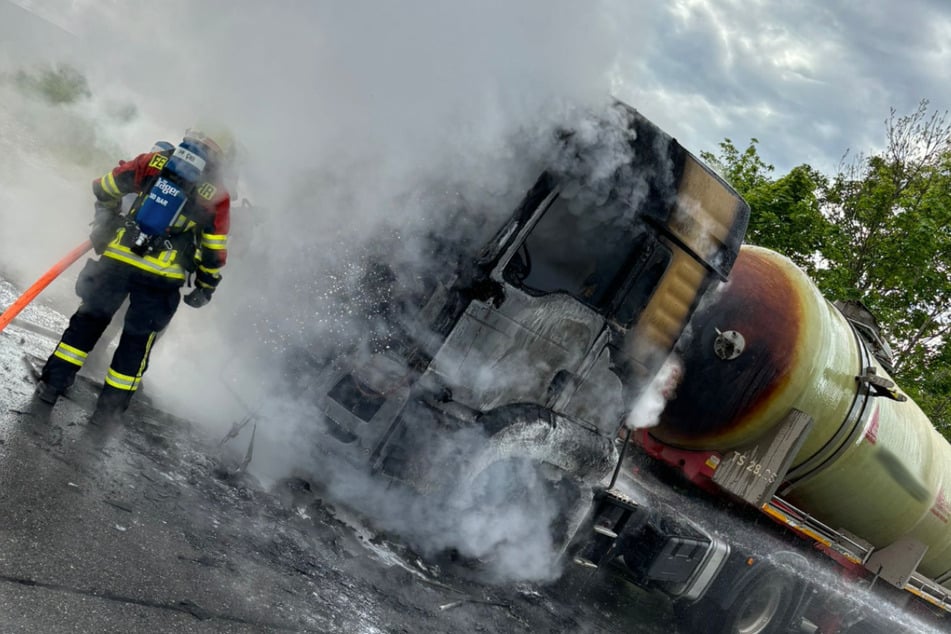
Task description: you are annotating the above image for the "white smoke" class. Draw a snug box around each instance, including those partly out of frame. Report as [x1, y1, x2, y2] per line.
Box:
[0, 0, 656, 583]
[625, 354, 683, 430]
[309, 424, 573, 583]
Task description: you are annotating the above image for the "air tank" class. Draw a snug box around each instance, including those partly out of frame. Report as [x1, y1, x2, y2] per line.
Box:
[652, 245, 951, 583]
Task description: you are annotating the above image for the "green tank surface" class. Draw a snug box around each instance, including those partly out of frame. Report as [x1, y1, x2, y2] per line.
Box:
[654, 245, 951, 584]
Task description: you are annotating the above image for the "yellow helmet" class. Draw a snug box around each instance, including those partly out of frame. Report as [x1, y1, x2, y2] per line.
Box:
[184, 124, 236, 166]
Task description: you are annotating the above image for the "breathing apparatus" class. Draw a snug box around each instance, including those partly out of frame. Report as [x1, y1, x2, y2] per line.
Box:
[129, 140, 212, 256]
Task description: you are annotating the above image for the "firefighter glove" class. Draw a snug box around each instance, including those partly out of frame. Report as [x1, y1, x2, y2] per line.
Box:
[184, 287, 214, 309]
[89, 203, 122, 255]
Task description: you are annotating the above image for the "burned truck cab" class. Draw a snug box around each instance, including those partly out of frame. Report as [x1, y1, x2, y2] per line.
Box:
[310, 102, 749, 549]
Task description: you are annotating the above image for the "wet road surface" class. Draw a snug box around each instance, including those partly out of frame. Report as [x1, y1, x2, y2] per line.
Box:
[0, 323, 678, 634]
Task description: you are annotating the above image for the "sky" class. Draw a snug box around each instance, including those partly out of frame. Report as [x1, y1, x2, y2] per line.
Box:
[3, 0, 950, 173]
[2, 0, 951, 579]
[612, 0, 951, 175]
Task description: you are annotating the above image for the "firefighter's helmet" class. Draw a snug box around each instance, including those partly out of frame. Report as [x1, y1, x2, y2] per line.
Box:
[183, 124, 236, 167]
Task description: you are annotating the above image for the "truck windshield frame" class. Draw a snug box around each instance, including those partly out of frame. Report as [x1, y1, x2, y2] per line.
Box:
[502, 192, 670, 326]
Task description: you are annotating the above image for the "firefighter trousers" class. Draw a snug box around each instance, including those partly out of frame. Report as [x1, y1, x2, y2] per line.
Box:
[40, 258, 181, 403]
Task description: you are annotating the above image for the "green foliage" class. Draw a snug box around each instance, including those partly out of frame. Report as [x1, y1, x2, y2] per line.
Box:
[14, 64, 91, 105]
[705, 101, 951, 435]
[701, 138, 774, 194]
[4, 63, 137, 169]
[821, 102, 951, 408]
[702, 140, 831, 276]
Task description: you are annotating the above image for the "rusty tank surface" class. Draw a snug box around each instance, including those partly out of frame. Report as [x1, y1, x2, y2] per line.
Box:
[652, 245, 951, 584]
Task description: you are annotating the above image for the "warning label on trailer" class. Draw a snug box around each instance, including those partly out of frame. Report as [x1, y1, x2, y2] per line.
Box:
[864, 407, 880, 444]
[931, 488, 950, 523]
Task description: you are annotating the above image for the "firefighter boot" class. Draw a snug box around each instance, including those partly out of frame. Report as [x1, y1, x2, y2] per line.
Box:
[34, 381, 61, 405]
[88, 385, 131, 428]
[24, 381, 61, 423]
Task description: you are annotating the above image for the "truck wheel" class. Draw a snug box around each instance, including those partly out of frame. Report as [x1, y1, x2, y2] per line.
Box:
[454, 458, 585, 564]
[723, 568, 797, 634]
[677, 561, 805, 634]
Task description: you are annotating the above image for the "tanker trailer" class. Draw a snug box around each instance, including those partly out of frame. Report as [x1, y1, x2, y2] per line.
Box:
[586, 244, 951, 632]
[303, 102, 749, 565]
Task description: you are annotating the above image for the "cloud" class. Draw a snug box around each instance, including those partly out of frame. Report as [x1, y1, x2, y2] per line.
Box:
[613, 0, 951, 173]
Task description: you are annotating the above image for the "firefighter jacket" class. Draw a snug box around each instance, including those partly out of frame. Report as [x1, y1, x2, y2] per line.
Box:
[92, 150, 230, 289]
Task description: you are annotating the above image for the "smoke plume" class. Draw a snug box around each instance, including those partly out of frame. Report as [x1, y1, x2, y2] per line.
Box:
[0, 0, 654, 582]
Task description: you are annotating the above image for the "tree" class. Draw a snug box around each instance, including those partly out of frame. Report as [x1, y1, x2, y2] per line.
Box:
[701, 138, 774, 194]
[701, 140, 830, 276]
[14, 64, 91, 105]
[821, 101, 951, 433]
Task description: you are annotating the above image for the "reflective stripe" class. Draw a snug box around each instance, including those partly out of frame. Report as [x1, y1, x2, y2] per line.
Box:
[101, 172, 121, 197]
[136, 332, 156, 378]
[105, 332, 156, 392]
[102, 245, 187, 280]
[53, 342, 88, 367]
[196, 263, 221, 289]
[103, 248, 187, 280]
[197, 183, 217, 200]
[201, 233, 228, 250]
[105, 367, 140, 392]
[101, 227, 185, 280]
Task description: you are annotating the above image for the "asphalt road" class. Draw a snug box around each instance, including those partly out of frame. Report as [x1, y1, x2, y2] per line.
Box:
[0, 319, 679, 634]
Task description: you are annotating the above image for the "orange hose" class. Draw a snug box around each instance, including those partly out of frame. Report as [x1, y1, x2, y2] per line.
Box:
[0, 240, 93, 333]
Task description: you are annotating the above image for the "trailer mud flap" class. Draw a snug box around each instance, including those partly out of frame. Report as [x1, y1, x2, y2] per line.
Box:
[713, 408, 813, 506]
[865, 537, 928, 588]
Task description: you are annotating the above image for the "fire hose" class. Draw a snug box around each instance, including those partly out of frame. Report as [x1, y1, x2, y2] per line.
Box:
[0, 240, 93, 333]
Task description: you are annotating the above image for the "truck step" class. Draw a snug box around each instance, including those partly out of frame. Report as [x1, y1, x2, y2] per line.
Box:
[593, 525, 619, 539]
[572, 556, 599, 569]
[603, 487, 639, 511]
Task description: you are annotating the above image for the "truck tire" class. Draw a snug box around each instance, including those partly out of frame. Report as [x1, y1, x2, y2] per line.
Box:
[453, 458, 586, 565]
[676, 558, 806, 634]
[721, 566, 801, 634]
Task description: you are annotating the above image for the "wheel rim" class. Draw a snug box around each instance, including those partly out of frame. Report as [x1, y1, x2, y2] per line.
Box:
[735, 575, 785, 634]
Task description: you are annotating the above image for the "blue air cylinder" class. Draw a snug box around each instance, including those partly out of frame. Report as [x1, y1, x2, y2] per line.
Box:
[135, 142, 208, 236]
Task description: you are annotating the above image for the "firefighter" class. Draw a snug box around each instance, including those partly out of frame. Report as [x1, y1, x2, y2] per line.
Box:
[31, 126, 235, 425]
